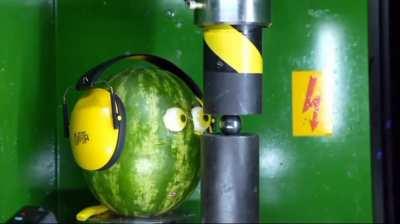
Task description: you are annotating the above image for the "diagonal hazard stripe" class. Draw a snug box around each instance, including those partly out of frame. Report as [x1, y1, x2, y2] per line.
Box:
[232, 25, 262, 53]
[204, 25, 263, 74]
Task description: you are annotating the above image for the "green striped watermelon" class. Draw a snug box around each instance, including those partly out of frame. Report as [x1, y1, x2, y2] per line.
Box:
[83, 67, 202, 217]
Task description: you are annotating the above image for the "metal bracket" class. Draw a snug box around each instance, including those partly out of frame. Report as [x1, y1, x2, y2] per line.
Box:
[187, 0, 271, 26]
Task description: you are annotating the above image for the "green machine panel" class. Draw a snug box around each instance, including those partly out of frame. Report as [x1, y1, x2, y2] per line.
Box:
[0, 0, 374, 223]
[0, 0, 56, 222]
[256, 1, 373, 222]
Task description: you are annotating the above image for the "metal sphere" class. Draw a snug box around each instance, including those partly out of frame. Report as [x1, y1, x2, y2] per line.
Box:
[220, 115, 241, 135]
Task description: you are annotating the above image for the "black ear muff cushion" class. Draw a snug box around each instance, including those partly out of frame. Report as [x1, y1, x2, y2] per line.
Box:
[98, 94, 126, 171]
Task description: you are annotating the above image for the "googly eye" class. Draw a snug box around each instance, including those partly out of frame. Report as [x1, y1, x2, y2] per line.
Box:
[191, 106, 211, 135]
[163, 107, 188, 132]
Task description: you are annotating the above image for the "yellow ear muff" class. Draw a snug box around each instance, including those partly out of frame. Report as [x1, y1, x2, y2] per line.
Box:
[69, 88, 126, 171]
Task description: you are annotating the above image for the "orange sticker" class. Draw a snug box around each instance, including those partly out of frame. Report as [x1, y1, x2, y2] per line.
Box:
[292, 71, 332, 136]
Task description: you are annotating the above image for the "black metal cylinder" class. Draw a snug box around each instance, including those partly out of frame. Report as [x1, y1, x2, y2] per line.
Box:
[203, 25, 263, 115]
[201, 134, 259, 223]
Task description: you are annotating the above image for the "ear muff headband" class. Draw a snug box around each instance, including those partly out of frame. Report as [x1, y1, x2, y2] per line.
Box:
[64, 52, 202, 137]
[75, 52, 203, 98]
[63, 52, 202, 171]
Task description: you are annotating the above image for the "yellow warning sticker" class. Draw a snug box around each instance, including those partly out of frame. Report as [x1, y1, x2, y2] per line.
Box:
[292, 71, 332, 136]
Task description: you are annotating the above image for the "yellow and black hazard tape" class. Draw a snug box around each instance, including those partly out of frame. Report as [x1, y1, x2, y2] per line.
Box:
[204, 25, 263, 75]
[202, 24, 264, 115]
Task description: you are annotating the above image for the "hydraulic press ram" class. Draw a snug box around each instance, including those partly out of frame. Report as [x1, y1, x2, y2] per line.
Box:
[186, 0, 271, 223]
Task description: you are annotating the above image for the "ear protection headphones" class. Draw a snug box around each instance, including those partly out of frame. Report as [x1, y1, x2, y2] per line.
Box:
[63, 52, 203, 171]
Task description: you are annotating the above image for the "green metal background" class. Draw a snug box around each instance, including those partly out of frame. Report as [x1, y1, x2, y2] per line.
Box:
[0, 0, 56, 222]
[0, 0, 373, 223]
[255, 1, 373, 222]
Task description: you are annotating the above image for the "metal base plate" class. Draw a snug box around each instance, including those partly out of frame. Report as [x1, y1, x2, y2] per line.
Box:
[83, 211, 193, 224]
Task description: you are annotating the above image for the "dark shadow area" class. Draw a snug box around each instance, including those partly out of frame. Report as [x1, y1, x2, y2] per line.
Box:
[369, 0, 399, 223]
[57, 189, 97, 223]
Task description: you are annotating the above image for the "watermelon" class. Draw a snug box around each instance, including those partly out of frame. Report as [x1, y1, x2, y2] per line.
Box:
[83, 67, 202, 217]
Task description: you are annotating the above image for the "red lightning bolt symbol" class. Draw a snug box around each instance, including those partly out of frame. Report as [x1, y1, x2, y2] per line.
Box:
[303, 76, 321, 131]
